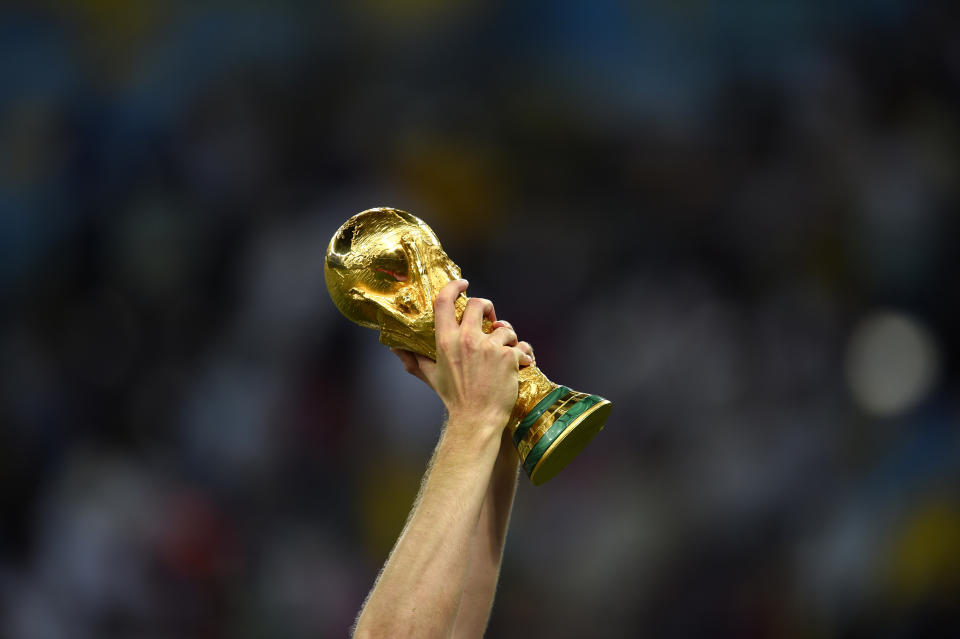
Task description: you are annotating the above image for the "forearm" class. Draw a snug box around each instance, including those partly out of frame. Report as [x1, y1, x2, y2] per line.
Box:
[353, 419, 503, 639]
[452, 430, 520, 638]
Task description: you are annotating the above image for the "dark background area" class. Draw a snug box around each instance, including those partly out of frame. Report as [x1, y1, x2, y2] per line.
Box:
[2, 1, 959, 637]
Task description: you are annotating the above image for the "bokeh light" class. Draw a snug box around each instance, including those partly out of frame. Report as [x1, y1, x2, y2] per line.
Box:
[845, 311, 941, 417]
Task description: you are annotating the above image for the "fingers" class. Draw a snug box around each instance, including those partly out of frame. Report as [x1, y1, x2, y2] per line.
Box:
[462, 297, 496, 331]
[516, 340, 534, 363]
[489, 325, 518, 347]
[434, 279, 469, 335]
[492, 330, 534, 367]
[492, 320, 535, 366]
[509, 345, 533, 367]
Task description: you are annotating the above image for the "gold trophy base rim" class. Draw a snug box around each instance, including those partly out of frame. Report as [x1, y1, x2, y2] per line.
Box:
[528, 399, 611, 486]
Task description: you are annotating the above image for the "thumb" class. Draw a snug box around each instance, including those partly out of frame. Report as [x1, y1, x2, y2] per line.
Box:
[414, 354, 438, 386]
[390, 348, 429, 384]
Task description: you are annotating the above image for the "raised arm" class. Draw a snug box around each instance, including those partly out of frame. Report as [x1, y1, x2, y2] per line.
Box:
[352, 279, 532, 639]
[450, 428, 520, 638]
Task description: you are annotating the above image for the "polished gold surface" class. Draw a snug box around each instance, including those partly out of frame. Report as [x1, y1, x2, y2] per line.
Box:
[324, 207, 609, 484]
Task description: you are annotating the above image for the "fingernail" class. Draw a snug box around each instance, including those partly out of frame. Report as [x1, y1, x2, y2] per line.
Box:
[523, 353, 534, 363]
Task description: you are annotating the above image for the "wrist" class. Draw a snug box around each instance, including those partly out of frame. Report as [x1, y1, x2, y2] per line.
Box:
[446, 408, 509, 436]
[441, 410, 507, 453]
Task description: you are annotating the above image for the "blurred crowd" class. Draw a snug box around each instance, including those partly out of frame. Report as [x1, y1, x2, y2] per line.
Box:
[2, 1, 959, 637]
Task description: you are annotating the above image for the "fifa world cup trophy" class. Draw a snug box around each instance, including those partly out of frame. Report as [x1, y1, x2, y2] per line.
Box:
[324, 207, 611, 485]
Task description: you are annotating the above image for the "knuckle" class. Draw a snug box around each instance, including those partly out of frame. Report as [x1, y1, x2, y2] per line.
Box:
[469, 297, 494, 313]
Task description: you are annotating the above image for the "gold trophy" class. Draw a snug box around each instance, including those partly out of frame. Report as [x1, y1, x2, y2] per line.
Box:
[324, 207, 611, 485]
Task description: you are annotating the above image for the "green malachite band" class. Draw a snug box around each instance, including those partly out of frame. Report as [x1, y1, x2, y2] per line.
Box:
[523, 394, 604, 477]
[513, 385, 570, 448]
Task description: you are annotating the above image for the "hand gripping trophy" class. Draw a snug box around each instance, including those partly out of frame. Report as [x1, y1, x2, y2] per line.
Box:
[324, 207, 611, 485]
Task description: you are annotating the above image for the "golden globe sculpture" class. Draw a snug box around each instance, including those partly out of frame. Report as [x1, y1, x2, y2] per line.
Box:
[324, 207, 610, 485]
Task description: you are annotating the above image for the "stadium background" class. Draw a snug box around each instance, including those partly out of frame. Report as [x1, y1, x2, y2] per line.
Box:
[2, 1, 959, 637]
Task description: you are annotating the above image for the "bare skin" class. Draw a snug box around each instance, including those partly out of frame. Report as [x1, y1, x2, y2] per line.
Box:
[352, 279, 534, 639]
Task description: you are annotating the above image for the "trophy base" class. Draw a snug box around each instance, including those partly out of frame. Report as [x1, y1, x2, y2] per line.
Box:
[512, 386, 611, 486]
